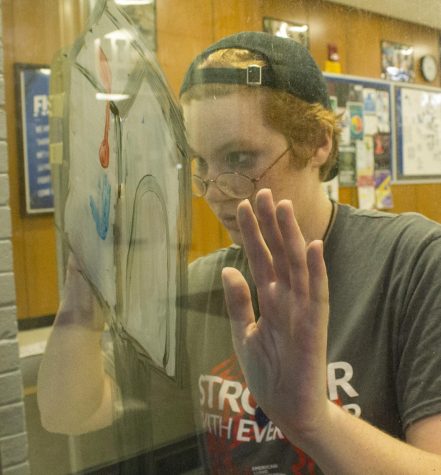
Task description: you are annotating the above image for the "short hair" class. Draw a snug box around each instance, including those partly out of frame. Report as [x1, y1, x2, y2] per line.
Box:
[181, 48, 341, 181]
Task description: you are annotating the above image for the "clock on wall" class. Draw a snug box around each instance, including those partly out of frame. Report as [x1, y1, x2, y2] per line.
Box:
[420, 54, 438, 82]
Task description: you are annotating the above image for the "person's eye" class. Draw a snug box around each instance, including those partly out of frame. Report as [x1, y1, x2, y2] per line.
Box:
[225, 151, 255, 171]
[192, 157, 208, 176]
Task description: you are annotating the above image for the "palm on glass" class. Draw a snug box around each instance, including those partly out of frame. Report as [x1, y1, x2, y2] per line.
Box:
[221, 189, 331, 446]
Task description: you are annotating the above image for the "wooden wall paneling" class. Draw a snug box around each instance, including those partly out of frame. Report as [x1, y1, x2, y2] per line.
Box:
[307, 1, 349, 72]
[11, 0, 62, 318]
[387, 185, 417, 214]
[58, 0, 85, 49]
[261, 0, 308, 26]
[22, 218, 58, 316]
[376, 14, 410, 46]
[212, 0, 261, 40]
[338, 186, 357, 207]
[4, 0, 84, 318]
[189, 199, 231, 262]
[414, 184, 441, 222]
[384, 184, 417, 213]
[156, 0, 214, 96]
[344, 9, 382, 77]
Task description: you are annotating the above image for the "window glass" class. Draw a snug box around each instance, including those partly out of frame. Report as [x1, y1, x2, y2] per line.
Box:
[3, 1, 441, 474]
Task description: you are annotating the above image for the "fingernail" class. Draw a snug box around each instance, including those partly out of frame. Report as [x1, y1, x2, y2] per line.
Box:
[276, 204, 287, 223]
[238, 200, 249, 216]
[277, 200, 293, 220]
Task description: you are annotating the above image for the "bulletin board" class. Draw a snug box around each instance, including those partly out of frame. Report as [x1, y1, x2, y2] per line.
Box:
[395, 84, 441, 182]
[324, 73, 394, 209]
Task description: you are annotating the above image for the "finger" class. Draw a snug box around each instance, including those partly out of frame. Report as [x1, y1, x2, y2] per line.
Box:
[275, 200, 309, 297]
[222, 267, 256, 348]
[255, 189, 290, 284]
[306, 240, 329, 323]
[237, 199, 275, 287]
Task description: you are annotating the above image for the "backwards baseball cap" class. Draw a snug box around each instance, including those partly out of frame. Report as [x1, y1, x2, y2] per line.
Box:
[180, 31, 330, 109]
[180, 31, 338, 181]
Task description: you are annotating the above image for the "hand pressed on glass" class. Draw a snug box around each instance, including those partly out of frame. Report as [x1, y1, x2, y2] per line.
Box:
[221, 188, 330, 448]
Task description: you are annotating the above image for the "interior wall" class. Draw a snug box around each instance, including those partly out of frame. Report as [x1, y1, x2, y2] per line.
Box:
[158, 0, 441, 261]
[3, 0, 60, 320]
[2, 0, 84, 320]
[4, 0, 441, 320]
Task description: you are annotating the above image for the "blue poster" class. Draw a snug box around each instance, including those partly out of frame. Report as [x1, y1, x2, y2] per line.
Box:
[19, 66, 53, 213]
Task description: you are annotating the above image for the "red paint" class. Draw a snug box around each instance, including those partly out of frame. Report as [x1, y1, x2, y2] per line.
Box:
[99, 104, 110, 168]
[98, 47, 112, 168]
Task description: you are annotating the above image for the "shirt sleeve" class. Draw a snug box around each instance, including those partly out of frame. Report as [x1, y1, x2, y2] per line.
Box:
[396, 236, 441, 430]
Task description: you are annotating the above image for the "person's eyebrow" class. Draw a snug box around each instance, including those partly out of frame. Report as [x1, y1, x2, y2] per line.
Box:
[187, 140, 260, 161]
[215, 140, 260, 156]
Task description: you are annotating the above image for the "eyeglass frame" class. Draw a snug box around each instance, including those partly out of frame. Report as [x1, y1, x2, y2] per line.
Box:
[191, 146, 292, 199]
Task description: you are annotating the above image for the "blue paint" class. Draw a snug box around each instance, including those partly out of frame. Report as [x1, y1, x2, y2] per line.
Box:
[89, 174, 111, 240]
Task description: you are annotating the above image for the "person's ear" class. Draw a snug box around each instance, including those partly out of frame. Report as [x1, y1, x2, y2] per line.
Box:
[311, 130, 332, 169]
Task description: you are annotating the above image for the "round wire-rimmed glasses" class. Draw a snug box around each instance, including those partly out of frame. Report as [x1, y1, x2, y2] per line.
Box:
[191, 146, 291, 199]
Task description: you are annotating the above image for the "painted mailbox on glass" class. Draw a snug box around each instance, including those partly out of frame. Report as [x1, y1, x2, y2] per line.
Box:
[52, 0, 190, 380]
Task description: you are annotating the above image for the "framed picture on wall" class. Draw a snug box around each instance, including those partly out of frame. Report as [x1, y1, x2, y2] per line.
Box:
[14, 63, 54, 214]
[263, 17, 309, 49]
[381, 40, 415, 83]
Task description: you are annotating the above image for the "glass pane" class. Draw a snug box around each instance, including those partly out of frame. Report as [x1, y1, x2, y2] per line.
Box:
[3, 1, 441, 474]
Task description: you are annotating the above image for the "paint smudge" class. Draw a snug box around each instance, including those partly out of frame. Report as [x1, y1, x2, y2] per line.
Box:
[89, 174, 111, 240]
[98, 47, 112, 168]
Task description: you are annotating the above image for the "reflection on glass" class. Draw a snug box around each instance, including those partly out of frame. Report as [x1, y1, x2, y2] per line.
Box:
[5, 1, 441, 474]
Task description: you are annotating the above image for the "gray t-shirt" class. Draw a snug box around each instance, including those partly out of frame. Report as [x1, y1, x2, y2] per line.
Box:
[186, 203, 441, 474]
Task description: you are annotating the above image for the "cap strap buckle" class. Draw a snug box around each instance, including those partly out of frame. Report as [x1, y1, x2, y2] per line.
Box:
[246, 64, 262, 86]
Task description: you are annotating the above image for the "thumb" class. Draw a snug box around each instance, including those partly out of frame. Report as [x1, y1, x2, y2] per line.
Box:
[222, 267, 256, 346]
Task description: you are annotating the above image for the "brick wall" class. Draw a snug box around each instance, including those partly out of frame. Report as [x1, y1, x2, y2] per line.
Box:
[0, 3, 30, 474]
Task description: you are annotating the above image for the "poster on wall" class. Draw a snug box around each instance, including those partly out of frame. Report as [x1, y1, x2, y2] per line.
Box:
[325, 73, 394, 209]
[381, 41, 414, 83]
[395, 85, 441, 182]
[15, 63, 53, 214]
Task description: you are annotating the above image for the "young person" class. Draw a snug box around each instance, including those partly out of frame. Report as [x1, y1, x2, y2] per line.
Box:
[39, 32, 441, 473]
[180, 32, 441, 473]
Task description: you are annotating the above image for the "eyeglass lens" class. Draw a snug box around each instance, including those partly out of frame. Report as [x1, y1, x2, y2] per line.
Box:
[192, 173, 255, 199]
